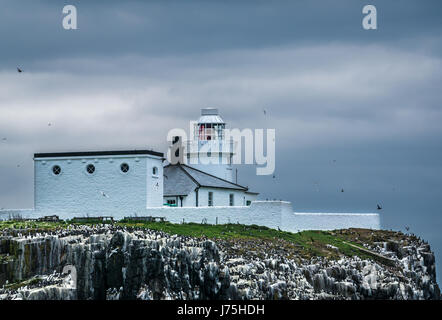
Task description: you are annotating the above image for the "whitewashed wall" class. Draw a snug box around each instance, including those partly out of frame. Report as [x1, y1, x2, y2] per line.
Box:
[282, 212, 381, 232]
[245, 193, 258, 205]
[0, 201, 288, 230]
[34, 154, 163, 215]
[0, 202, 381, 233]
[142, 200, 288, 229]
[146, 157, 164, 207]
[164, 188, 258, 207]
[197, 187, 250, 207]
[180, 191, 196, 207]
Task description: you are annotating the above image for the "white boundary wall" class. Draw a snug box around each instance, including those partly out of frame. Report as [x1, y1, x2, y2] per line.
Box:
[282, 212, 381, 232]
[0, 201, 380, 232]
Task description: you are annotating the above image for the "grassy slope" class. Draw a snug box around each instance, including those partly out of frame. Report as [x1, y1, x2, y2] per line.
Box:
[0, 219, 399, 264]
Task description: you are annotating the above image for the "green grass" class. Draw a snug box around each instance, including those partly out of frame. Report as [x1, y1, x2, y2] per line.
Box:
[0, 219, 392, 265]
[118, 220, 284, 239]
[117, 220, 377, 261]
[0, 220, 68, 230]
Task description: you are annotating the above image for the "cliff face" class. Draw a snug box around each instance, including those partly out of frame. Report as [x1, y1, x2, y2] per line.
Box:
[0, 225, 440, 300]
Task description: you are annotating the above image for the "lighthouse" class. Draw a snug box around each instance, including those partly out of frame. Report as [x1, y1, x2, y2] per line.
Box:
[185, 108, 235, 182]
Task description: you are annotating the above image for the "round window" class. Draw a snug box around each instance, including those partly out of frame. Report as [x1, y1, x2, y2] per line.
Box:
[52, 165, 61, 175]
[120, 163, 129, 173]
[86, 164, 95, 174]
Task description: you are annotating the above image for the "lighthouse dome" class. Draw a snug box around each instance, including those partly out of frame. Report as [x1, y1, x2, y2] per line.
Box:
[198, 108, 225, 124]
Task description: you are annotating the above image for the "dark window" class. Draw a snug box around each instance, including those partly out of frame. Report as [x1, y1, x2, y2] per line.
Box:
[86, 164, 95, 174]
[52, 165, 61, 175]
[167, 199, 176, 205]
[229, 194, 234, 206]
[152, 167, 158, 175]
[120, 163, 129, 173]
[246, 200, 252, 206]
[208, 192, 213, 206]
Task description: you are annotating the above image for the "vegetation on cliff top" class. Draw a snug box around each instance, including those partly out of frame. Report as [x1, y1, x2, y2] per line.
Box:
[0, 218, 408, 266]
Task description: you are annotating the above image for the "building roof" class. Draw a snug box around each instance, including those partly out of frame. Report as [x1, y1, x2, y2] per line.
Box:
[163, 164, 199, 196]
[34, 150, 164, 159]
[163, 163, 251, 196]
[198, 108, 225, 124]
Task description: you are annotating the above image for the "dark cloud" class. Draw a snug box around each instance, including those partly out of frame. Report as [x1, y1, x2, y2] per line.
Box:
[1, 0, 442, 69]
[0, 0, 442, 282]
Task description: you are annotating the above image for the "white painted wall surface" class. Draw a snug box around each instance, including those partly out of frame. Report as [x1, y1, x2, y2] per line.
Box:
[187, 139, 234, 182]
[282, 212, 381, 232]
[183, 191, 196, 207]
[245, 193, 258, 205]
[164, 188, 258, 208]
[188, 163, 234, 183]
[197, 187, 250, 207]
[34, 154, 163, 216]
[0, 203, 381, 233]
[146, 200, 288, 229]
[146, 157, 164, 207]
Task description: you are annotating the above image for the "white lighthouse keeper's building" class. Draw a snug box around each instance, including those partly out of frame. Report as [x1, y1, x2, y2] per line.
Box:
[33, 150, 164, 216]
[0, 107, 380, 232]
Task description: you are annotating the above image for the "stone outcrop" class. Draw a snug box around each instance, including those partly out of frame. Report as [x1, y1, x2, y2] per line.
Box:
[0, 225, 439, 300]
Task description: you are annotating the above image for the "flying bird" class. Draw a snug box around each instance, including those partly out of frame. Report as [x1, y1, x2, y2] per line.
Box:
[377, 204, 382, 210]
[17, 67, 23, 73]
[405, 226, 410, 232]
[100, 191, 109, 198]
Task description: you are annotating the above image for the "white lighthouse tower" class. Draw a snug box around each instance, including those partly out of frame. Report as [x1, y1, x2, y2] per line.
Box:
[185, 108, 235, 182]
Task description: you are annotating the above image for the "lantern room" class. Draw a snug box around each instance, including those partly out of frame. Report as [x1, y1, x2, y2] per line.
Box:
[194, 108, 226, 141]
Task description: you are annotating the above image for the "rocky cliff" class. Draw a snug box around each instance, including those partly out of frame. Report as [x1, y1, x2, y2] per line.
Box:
[0, 225, 440, 300]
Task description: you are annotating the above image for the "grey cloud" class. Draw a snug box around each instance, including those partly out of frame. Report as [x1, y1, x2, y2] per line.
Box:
[1, 0, 442, 283]
[1, 0, 442, 68]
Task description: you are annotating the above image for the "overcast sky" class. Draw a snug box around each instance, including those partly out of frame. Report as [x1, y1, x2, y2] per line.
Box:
[0, 0, 442, 280]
